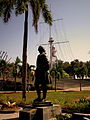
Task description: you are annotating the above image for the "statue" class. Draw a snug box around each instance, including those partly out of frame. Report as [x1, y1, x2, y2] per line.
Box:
[34, 46, 49, 102]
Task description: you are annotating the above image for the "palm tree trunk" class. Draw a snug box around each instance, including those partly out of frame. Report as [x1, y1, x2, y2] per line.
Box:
[22, 6, 28, 101]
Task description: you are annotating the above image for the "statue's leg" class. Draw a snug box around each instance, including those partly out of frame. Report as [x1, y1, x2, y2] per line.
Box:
[42, 72, 48, 100]
[42, 84, 47, 100]
[35, 84, 41, 101]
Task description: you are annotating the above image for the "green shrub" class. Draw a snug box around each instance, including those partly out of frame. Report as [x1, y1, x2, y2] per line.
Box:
[62, 98, 90, 113]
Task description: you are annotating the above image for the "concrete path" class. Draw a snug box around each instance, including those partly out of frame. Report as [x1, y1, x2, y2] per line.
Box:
[0, 112, 19, 120]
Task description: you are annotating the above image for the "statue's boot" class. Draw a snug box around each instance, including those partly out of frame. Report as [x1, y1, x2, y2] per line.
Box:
[36, 89, 41, 101]
[42, 89, 47, 102]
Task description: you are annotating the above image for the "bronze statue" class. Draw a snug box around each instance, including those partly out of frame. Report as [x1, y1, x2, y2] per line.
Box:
[35, 46, 49, 102]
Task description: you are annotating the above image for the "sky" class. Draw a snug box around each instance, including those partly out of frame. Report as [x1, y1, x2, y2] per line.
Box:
[0, 0, 90, 65]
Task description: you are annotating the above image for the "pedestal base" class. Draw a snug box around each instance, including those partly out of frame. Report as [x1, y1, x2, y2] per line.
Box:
[19, 103, 61, 120]
[32, 101, 53, 107]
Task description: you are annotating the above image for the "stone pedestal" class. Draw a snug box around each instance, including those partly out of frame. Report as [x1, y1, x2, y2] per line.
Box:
[19, 102, 61, 120]
[19, 108, 37, 120]
[36, 104, 61, 120]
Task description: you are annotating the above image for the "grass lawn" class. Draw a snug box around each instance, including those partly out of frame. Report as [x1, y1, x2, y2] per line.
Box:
[0, 91, 90, 113]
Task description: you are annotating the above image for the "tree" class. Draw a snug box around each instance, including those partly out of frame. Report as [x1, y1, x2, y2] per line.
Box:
[0, 59, 6, 80]
[77, 62, 88, 79]
[63, 62, 70, 75]
[70, 59, 79, 79]
[0, 51, 10, 80]
[85, 61, 90, 78]
[0, 0, 52, 100]
[13, 57, 22, 91]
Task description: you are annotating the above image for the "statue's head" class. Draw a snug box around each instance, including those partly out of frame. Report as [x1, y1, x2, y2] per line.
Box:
[38, 46, 45, 54]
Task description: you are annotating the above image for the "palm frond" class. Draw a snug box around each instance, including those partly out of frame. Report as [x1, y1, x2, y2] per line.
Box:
[0, 0, 52, 30]
[39, 0, 52, 26]
[30, 0, 41, 32]
[30, 0, 52, 32]
[0, 0, 15, 22]
[15, 0, 29, 15]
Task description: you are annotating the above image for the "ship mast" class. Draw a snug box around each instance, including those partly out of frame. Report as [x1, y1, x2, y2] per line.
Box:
[40, 18, 69, 69]
[48, 37, 54, 68]
[48, 18, 63, 68]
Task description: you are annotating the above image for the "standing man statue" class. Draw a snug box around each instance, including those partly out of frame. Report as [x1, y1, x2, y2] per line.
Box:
[35, 46, 49, 102]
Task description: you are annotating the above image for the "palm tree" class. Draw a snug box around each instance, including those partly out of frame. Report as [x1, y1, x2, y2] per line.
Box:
[0, 0, 52, 100]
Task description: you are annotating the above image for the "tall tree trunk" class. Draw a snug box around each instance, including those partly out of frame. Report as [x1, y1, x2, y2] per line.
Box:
[22, 7, 28, 101]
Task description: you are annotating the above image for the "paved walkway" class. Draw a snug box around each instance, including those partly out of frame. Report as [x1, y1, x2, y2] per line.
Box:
[0, 112, 19, 120]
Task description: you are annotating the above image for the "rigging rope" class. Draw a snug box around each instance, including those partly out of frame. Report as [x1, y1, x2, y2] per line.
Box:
[37, 19, 75, 62]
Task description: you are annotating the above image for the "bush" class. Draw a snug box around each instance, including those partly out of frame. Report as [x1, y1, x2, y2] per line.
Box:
[2, 81, 22, 91]
[62, 98, 90, 113]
